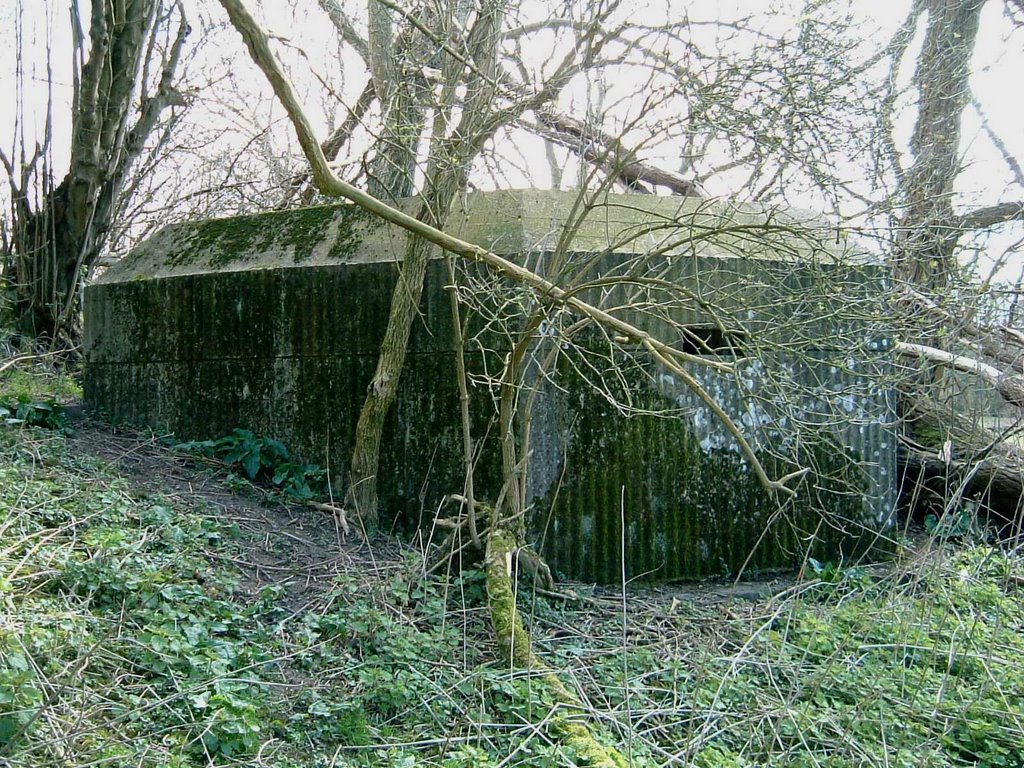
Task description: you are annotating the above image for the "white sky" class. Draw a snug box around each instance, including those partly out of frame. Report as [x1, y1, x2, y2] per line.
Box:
[1, 0, 1022, 276]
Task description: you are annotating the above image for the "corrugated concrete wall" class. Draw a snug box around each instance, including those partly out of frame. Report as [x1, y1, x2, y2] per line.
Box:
[85, 190, 896, 582]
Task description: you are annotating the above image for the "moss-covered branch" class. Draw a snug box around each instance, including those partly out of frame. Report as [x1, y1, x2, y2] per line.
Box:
[484, 528, 629, 767]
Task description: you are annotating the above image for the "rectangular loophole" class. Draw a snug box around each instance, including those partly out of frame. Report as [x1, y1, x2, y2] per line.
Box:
[680, 326, 747, 356]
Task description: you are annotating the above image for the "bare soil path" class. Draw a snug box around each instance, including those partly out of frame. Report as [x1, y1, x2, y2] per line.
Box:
[65, 412, 399, 616]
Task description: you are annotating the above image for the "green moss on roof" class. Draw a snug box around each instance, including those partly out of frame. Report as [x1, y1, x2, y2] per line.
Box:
[327, 205, 378, 261]
[164, 203, 378, 268]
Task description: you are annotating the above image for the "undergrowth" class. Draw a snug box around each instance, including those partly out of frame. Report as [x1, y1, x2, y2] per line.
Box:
[173, 428, 327, 501]
[1, 371, 1023, 766]
[0, 367, 78, 431]
[554, 549, 1024, 768]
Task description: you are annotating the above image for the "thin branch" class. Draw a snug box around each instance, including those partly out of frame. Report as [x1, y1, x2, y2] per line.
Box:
[0, 349, 69, 374]
[898, 283, 1024, 370]
[972, 97, 1024, 187]
[217, 0, 800, 498]
[0, 147, 16, 192]
[876, 0, 922, 189]
[115, 2, 190, 186]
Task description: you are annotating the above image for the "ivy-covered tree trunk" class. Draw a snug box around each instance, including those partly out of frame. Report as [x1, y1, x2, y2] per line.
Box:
[896, 0, 985, 289]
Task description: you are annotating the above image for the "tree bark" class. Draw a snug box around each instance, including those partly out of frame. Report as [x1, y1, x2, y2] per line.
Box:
[343, 0, 507, 528]
[4, 0, 188, 342]
[896, 0, 986, 289]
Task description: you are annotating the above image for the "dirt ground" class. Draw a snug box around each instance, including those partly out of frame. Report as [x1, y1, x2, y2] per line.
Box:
[65, 411, 400, 613]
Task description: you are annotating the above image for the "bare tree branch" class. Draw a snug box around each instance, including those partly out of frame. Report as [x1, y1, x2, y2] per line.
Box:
[958, 201, 1024, 231]
[972, 97, 1024, 187]
[875, 0, 922, 190]
[116, 3, 190, 184]
[216, 0, 800, 499]
[280, 78, 377, 207]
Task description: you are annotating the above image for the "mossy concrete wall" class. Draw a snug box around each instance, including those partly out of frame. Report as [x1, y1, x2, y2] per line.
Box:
[84, 190, 895, 582]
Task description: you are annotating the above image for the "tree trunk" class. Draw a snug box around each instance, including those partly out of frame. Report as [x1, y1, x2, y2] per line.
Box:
[345, 0, 507, 530]
[896, 0, 985, 288]
[891, 1, 1009, 522]
[344, 203, 443, 529]
[3, 0, 188, 343]
[11, 182, 83, 340]
[344, 128, 482, 527]
[483, 528, 628, 767]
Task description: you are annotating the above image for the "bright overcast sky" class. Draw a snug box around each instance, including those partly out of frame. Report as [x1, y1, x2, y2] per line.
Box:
[1, 0, 1022, 275]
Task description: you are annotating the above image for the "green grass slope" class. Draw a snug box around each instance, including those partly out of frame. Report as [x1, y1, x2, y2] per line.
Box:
[1, 371, 1023, 767]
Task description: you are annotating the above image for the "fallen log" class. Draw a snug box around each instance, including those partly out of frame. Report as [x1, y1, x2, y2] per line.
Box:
[896, 341, 1024, 407]
[899, 395, 1024, 524]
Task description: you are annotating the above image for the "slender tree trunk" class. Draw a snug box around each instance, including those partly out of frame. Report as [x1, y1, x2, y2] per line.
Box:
[345, 169, 466, 529]
[345, 0, 507, 530]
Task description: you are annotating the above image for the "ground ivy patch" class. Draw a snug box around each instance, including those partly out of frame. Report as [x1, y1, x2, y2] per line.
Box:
[2, 407, 1023, 767]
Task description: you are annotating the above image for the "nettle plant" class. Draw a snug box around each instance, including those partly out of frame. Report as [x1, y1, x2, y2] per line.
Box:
[174, 429, 326, 501]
